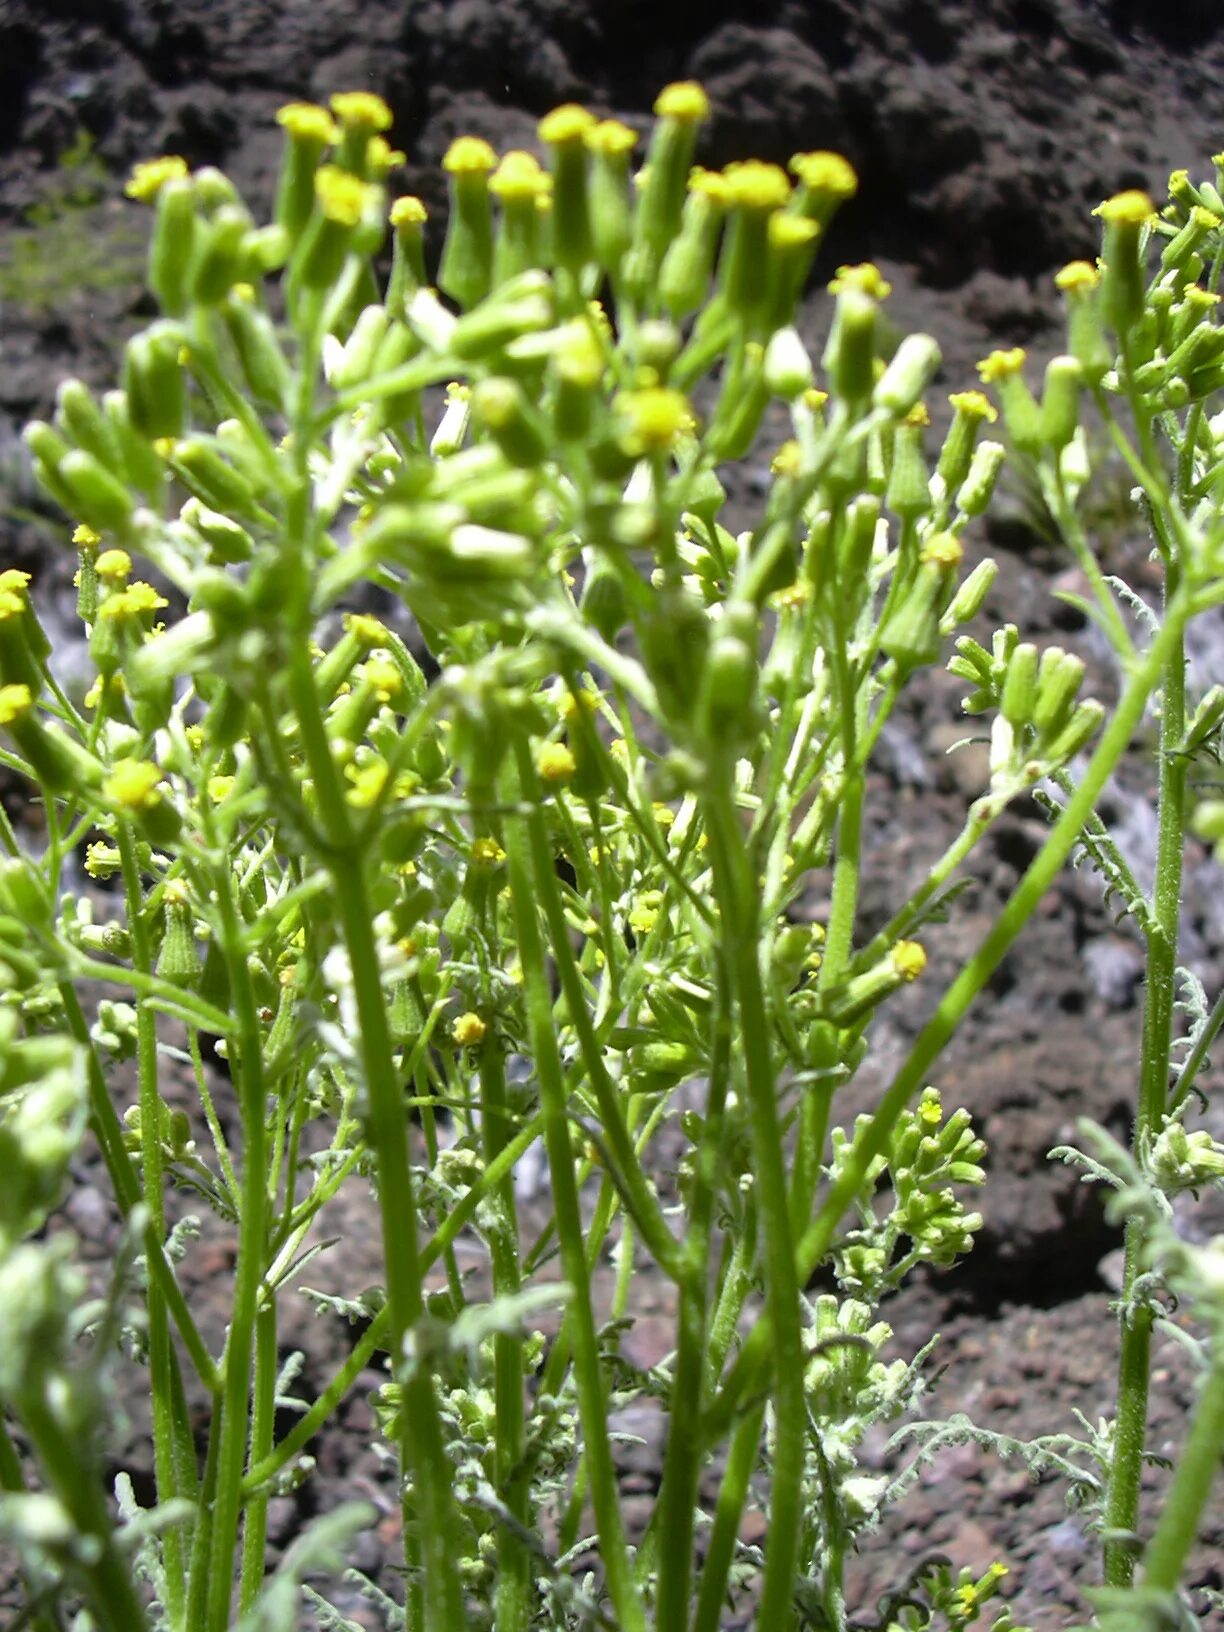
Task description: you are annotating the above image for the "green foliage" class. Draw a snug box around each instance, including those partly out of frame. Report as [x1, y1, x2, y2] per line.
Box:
[0, 89, 1223, 1632]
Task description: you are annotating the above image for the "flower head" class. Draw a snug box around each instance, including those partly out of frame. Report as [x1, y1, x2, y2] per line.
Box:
[1093, 189, 1155, 226]
[443, 136, 497, 176]
[314, 165, 377, 227]
[948, 389, 998, 421]
[489, 151, 548, 202]
[330, 92, 393, 133]
[103, 758, 165, 812]
[890, 940, 926, 980]
[453, 1011, 487, 1047]
[276, 102, 339, 145]
[586, 119, 638, 158]
[790, 150, 858, 199]
[920, 532, 963, 569]
[829, 262, 892, 299]
[536, 741, 577, 784]
[538, 104, 597, 146]
[390, 195, 428, 228]
[615, 386, 693, 455]
[976, 346, 1027, 384]
[654, 82, 710, 123]
[125, 156, 189, 203]
[96, 549, 132, 582]
[721, 160, 791, 212]
[0, 683, 33, 726]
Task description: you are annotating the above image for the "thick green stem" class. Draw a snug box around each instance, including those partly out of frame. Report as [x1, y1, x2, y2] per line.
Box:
[1103, 584, 1186, 1588]
[504, 739, 647, 1632]
[701, 779, 805, 1630]
[691, 1400, 767, 1632]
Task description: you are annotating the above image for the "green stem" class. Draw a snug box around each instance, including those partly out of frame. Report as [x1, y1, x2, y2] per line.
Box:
[701, 779, 805, 1630]
[504, 738, 647, 1632]
[691, 1400, 767, 1632]
[1103, 577, 1186, 1588]
[239, 1299, 278, 1612]
[704, 595, 1186, 1445]
[1141, 1341, 1224, 1592]
[0, 1415, 63, 1632]
[478, 1038, 532, 1632]
[205, 859, 270, 1632]
[283, 634, 464, 1632]
[116, 825, 190, 1628]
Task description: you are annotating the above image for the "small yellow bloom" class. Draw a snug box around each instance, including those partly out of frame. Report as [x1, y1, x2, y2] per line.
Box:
[330, 91, 393, 132]
[771, 579, 811, 611]
[103, 758, 165, 812]
[829, 262, 892, 299]
[615, 386, 694, 455]
[628, 903, 659, 935]
[72, 524, 101, 549]
[903, 402, 931, 428]
[207, 774, 236, 803]
[688, 166, 730, 205]
[769, 212, 819, 250]
[125, 156, 189, 202]
[358, 657, 402, 701]
[100, 581, 168, 619]
[537, 741, 577, 784]
[976, 346, 1026, 384]
[1053, 260, 1100, 294]
[771, 440, 802, 478]
[917, 1087, 943, 1127]
[948, 389, 998, 421]
[277, 102, 339, 144]
[654, 81, 710, 123]
[920, 532, 963, 569]
[1093, 189, 1155, 225]
[390, 194, 427, 228]
[490, 150, 548, 201]
[470, 836, 506, 866]
[95, 549, 132, 581]
[652, 803, 676, 830]
[443, 135, 497, 175]
[890, 940, 926, 981]
[1182, 284, 1222, 309]
[314, 164, 376, 228]
[802, 386, 830, 412]
[367, 136, 406, 176]
[721, 159, 791, 212]
[790, 150, 858, 199]
[344, 758, 389, 808]
[0, 683, 33, 725]
[538, 104, 597, 145]
[453, 1011, 487, 1047]
[585, 119, 637, 157]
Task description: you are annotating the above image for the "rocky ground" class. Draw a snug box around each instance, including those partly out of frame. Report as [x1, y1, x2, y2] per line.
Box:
[3, 0, 1224, 1625]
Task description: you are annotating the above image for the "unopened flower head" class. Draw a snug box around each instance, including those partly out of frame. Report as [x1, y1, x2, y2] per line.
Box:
[72, 524, 101, 550]
[490, 151, 548, 202]
[537, 741, 577, 784]
[653, 81, 710, 123]
[443, 135, 497, 176]
[96, 549, 132, 581]
[1055, 260, 1101, 294]
[976, 346, 1026, 384]
[829, 262, 892, 300]
[453, 1011, 487, 1047]
[538, 104, 597, 147]
[390, 195, 427, 228]
[125, 156, 189, 203]
[890, 940, 926, 980]
[314, 165, 377, 227]
[103, 758, 165, 812]
[790, 150, 858, 199]
[721, 160, 791, 212]
[1093, 189, 1155, 226]
[586, 119, 638, 158]
[616, 386, 693, 454]
[330, 92, 393, 133]
[920, 532, 963, 568]
[948, 389, 997, 422]
[277, 102, 339, 145]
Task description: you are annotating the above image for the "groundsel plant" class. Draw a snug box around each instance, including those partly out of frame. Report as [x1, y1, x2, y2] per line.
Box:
[0, 83, 1223, 1632]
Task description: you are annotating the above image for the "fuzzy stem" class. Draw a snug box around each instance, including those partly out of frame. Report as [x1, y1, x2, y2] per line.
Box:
[1141, 1340, 1224, 1592]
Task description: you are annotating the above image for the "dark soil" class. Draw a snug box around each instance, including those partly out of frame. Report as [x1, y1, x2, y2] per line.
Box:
[3, 0, 1224, 1625]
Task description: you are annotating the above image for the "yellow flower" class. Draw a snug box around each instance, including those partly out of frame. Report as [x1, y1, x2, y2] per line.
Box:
[96, 549, 132, 581]
[829, 262, 891, 299]
[653, 82, 710, 123]
[948, 389, 998, 421]
[537, 741, 577, 784]
[628, 903, 659, 935]
[789, 150, 858, 199]
[903, 402, 930, 428]
[344, 758, 390, 808]
[277, 102, 339, 144]
[890, 940, 926, 981]
[103, 758, 165, 812]
[99, 581, 169, 620]
[471, 836, 506, 866]
[538, 104, 597, 146]
[358, 657, 402, 701]
[721, 159, 791, 212]
[314, 164, 376, 228]
[489, 151, 549, 202]
[976, 346, 1026, 384]
[452, 1011, 487, 1047]
[443, 135, 497, 175]
[920, 531, 963, 568]
[585, 119, 637, 157]
[72, 523, 101, 549]
[0, 683, 33, 725]
[1053, 260, 1100, 294]
[367, 136, 406, 177]
[329, 91, 393, 132]
[207, 774, 236, 803]
[771, 440, 802, 478]
[125, 156, 189, 202]
[615, 386, 694, 455]
[1093, 189, 1155, 225]
[802, 387, 829, 412]
[390, 194, 427, 228]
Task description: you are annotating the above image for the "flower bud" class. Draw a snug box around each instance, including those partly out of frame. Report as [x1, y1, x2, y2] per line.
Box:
[538, 105, 596, 275]
[761, 212, 819, 333]
[1042, 699, 1104, 766]
[955, 439, 1005, 516]
[190, 203, 250, 305]
[874, 333, 942, 418]
[472, 376, 550, 467]
[488, 154, 549, 287]
[1038, 354, 1083, 451]
[57, 450, 134, 534]
[579, 550, 628, 642]
[22, 422, 79, 516]
[1094, 189, 1155, 336]
[787, 150, 858, 233]
[0, 572, 48, 694]
[884, 409, 931, 520]
[879, 532, 961, 671]
[294, 165, 382, 291]
[823, 940, 926, 1027]
[1054, 260, 1113, 384]
[1032, 645, 1085, 738]
[936, 391, 997, 495]
[944, 557, 997, 626]
[166, 437, 259, 522]
[0, 685, 102, 795]
[585, 119, 637, 278]
[450, 272, 554, 360]
[823, 286, 876, 404]
[658, 169, 728, 319]
[976, 347, 1041, 453]
[181, 497, 254, 564]
[275, 102, 340, 242]
[123, 323, 187, 440]
[326, 303, 389, 391]
[222, 291, 293, 409]
[763, 324, 815, 399]
[385, 194, 428, 319]
[330, 91, 394, 179]
[714, 160, 791, 332]
[439, 136, 497, 310]
[156, 892, 201, 987]
[707, 347, 769, 460]
[56, 379, 124, 474]
[1000, 641, 1039, 728]
[627, 81, 710, 292]
[102, 391, 166, 497]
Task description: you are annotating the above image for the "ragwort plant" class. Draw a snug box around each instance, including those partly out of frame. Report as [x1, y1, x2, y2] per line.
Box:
[0, 83, 1222, 1632]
